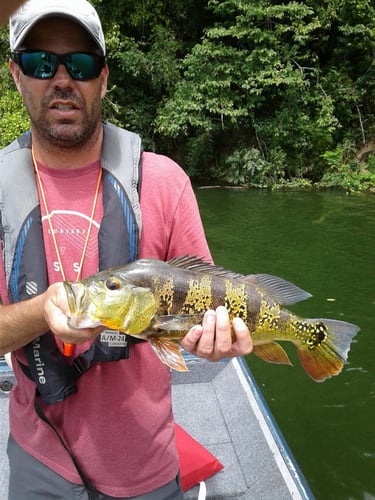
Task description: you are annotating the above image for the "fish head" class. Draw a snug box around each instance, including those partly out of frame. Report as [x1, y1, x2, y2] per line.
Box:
[64, 270, 158, 333]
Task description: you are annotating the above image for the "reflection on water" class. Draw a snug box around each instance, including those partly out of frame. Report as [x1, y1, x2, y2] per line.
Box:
[195, 187, 375, 500]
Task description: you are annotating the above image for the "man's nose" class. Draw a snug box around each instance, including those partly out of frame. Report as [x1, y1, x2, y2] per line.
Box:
[52, 62, 74, 85]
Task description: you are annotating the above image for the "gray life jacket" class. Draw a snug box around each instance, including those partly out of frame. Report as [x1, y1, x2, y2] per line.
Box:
[0, 122, 143, 404]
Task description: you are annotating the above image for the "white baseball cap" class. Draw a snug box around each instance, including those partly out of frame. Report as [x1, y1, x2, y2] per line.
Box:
[9, 0, 106, 55]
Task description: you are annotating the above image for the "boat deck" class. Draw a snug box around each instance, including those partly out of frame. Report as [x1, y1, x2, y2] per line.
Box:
[0, 356, 314, 499]
[172, 357, 313, 499]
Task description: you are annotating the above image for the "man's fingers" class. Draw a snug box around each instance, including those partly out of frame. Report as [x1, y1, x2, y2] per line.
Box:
[231, 316, 253, 355]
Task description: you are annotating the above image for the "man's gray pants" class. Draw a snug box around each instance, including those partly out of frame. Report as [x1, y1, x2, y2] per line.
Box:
[7, 434, 185, 500]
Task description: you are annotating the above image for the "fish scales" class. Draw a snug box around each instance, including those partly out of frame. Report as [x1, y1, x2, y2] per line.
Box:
[293, 321, 328, 350]
[181, 275, 213, 315]
[253, 298, 329, 349]
[154, 269, 260, 332]
[148, 267, 254, 320]
[64, 256, 359, 382]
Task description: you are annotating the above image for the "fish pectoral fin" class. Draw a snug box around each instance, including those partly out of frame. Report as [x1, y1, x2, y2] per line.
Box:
[252, 342, 293, 366]
[149, 338, 188, 372]
[151, 314, 204, 331]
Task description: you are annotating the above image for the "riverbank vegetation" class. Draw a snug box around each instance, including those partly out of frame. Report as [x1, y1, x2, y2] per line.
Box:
[0, 0, 374, 191]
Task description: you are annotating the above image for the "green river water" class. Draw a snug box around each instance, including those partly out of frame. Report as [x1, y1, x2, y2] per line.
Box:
[195, 187, 375, 500]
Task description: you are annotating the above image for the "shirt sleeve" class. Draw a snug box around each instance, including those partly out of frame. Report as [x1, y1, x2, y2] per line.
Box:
[139, 152, 213, 264]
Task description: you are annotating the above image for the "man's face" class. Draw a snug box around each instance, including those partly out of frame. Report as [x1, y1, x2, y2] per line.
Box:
[9, 17, 109, 150]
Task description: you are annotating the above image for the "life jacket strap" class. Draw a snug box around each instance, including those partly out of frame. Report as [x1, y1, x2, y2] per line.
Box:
[17, 334, 145, 402]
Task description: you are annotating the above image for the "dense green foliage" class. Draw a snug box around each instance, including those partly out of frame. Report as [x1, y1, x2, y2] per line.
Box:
[1, 0, 374, 190]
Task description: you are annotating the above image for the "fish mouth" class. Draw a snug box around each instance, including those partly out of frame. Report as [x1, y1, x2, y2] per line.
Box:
[63, 281, 102, 329]
[63, 281, 84, 317]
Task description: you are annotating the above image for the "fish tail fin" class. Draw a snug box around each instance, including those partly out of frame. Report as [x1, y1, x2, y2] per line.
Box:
[296, 319, 359, 382]
[149, 337, 188, 372]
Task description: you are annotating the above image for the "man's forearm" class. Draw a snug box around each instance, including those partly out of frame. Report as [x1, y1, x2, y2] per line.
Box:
[0, 294, 48, 354]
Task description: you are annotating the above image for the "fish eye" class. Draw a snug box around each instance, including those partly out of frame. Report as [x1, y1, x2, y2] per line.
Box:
[105, 278, 121, 291]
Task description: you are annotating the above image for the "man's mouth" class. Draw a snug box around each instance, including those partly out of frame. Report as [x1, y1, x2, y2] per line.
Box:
[54, 104, 76, 111]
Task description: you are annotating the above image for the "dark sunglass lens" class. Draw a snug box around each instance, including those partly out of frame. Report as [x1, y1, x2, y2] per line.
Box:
[65, 53, 103, 80]
[21, 51, 57, 78]
[15, 51, 104, 80]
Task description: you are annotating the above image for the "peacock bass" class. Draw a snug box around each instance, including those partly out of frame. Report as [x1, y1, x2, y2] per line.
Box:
[64, 256, 359, 382]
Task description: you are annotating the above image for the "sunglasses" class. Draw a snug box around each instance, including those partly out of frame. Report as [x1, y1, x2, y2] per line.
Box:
[11, 50, 106, 81]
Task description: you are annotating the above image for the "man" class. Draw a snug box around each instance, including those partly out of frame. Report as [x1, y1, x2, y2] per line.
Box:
[0, 0, 252, 498]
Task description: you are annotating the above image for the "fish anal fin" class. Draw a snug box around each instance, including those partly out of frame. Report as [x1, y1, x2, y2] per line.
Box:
[252, 342, 293, 366]
[149, 337, 188, 372]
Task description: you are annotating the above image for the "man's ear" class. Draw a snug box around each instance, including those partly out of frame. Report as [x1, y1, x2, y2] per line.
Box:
[9, 59, 22, 93]
[100, 64, 109, 100]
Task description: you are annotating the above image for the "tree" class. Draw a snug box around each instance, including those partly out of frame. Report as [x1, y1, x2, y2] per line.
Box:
[156, 0, 375, 186]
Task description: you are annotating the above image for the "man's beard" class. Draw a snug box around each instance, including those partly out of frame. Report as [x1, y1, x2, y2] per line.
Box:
[28, 90, 102, 149]
[33, 117, 100, 148]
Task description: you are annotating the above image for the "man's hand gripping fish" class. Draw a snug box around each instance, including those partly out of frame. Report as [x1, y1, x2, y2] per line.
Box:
[64, 256, 359, 382]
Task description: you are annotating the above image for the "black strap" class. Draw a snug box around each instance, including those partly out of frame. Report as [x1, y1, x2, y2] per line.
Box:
[22, 332, 78, 404]
[33, 395, 98, 499]
[17, 335, 146, 404]
[17, 359, 98, 496]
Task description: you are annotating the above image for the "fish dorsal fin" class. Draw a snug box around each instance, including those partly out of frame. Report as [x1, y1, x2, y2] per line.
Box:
[167, 255, 247, 279]
[168, 256, 312, 306]
[244, 274, 312, 305]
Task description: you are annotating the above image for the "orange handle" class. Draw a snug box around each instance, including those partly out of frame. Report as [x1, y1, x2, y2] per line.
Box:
[63, 343, 75, 357]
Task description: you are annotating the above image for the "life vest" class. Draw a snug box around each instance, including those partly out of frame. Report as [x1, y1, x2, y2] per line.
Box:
[0, 122, 143, 404]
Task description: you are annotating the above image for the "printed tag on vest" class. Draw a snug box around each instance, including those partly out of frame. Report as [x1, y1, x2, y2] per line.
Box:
[100, 330, 128, 347]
